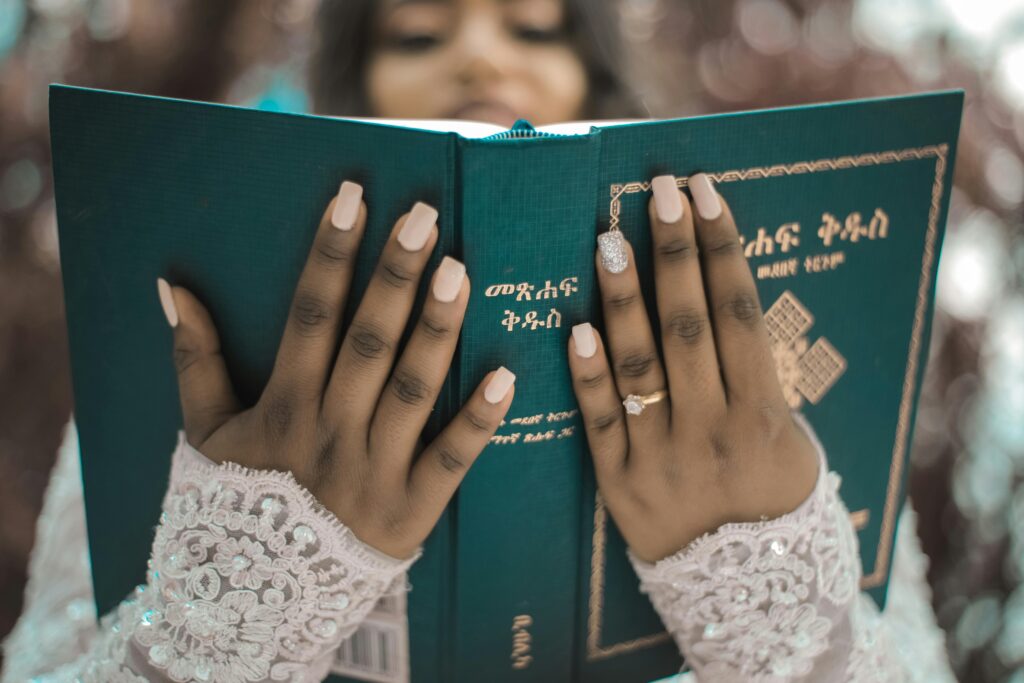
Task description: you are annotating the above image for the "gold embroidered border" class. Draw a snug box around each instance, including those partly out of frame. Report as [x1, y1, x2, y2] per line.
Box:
[588, 144, 949, 661]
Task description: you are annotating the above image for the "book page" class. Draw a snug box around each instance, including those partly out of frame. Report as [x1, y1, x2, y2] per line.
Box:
[330, 116, 653, 137]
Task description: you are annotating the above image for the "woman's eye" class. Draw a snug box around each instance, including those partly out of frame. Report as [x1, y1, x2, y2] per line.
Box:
[514, 25, 564, 43]
[387, 32, 442, 52]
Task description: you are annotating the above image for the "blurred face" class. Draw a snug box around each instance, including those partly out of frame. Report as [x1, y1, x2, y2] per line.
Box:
[366, 0, 589, 127]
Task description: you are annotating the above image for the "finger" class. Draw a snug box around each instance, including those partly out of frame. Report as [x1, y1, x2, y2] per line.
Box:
[594, 232, 670, 443]
[568, 323, 629, 483]
[688, 173, 787, 409]
[648, 175, 726, 425]
[158, 278, 242, 447]
[264, 180, 366, 404]
[405, 367, 515, 527]
[370, 257, 469, 475]
[326, 201, 439, 427]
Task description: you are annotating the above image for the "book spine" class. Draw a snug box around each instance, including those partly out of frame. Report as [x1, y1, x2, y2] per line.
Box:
[450, 133, 603, 682]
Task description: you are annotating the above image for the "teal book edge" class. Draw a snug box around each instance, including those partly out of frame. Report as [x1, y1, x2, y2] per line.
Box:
[48, 83, 963, 683]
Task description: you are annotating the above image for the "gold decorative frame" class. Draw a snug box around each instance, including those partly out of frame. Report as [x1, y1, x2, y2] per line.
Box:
[587, 144, 949, 661]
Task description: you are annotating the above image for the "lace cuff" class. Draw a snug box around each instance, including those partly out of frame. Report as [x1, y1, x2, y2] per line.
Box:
[118, 430, 424, 682]
[627, 411, 869, 682]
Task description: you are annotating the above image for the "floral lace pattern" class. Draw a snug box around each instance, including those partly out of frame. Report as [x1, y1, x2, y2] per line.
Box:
[135, 430, 423, 682]
[2, 415, 957, 682]
[627, 411, 897, 682]
[3, 428, 422, 683]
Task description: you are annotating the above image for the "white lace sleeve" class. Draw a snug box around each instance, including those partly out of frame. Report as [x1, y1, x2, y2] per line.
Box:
[1, 416, 99, 682]
[627, 411, 908, 682]
[6, 427, 423, 683]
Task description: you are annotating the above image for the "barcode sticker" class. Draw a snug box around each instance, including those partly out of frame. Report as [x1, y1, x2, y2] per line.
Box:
[331, 589, 410, 683]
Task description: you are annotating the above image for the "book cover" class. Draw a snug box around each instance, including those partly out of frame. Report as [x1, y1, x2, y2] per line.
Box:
[48, 84, 962, 682]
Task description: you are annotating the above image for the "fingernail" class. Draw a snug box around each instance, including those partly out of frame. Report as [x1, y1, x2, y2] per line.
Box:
[572, 323, 597, 358]
[651, 175, 684, 223]
[398, 201, 438, 251]
[433, 256, 466, 303]
[331, 180, 362, 231]
[689, 173, 722, 220]
[484, 366, 516, 404]
[597, 230, 628, 274]
[156, 277, 178, 328]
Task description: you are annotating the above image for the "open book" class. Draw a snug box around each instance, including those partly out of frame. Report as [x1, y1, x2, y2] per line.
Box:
[49, 84, 962, 683]
[332, 115, 648, 138]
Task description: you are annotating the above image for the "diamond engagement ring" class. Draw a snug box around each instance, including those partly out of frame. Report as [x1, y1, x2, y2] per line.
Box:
[622, 390, 668, 416]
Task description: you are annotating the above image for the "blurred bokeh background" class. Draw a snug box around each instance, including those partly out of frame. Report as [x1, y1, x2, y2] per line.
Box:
[1, 0, 1022, 680]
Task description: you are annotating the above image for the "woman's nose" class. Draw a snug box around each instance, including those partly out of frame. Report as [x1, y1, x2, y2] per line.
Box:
[450, 12, 517, 86]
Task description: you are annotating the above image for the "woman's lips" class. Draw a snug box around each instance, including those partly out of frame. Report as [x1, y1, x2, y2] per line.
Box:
[446, 101, 519, 127]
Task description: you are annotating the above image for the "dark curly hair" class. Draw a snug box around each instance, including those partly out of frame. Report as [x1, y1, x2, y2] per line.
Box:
[306, 0, 646, 120]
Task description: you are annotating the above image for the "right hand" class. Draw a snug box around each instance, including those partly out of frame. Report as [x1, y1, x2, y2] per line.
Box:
[155, 181, 516, 561]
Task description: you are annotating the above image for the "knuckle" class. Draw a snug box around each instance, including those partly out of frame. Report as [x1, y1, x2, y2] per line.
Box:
[665, 308, 707, 344]
[707, 425, 735, 468]
[377, 505, 408, 539]
[291, 291, 333, 337]
[313, 237, 352, 270]
[656, 237, 696, 263]
[589, 409, 624, 435]
[615, 351, 657, 378]
[418, 314, 452, 342]
[605, 291, 639, 311]
[705, 235, 742, 257]
[348, 322, 391, 361]
[260, 391, 296, 443]
[460, 407, 494, 434]
[432, 437, 467, 474]
[660, 456, 683, 484]
[311, 425, 338, 481]
[377, 258, 415, 289]
[577, 370, 609, 390]
[172, 343, 203, 376]
[389, 369, 430, 406]
[718, 291, 761, 326]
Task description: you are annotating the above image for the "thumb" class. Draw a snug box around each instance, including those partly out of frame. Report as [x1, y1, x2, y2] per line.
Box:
[157, 277, 241, 446]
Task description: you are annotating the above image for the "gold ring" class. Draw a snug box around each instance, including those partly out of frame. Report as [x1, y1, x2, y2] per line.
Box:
[622, 389, 668, 416]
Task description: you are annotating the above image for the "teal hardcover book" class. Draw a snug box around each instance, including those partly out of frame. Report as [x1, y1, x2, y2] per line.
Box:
[49, 84, 962, 682]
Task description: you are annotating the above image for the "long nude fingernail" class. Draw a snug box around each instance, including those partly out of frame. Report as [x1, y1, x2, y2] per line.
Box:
[331, 180, 362, 231]
[484, 366, 516, 404]
[597, 230, 628, 274]
[572, 323, 597, 358]
[398, 201, 438, 251]
[433, 256, 466, 302]
[156, 277, 178, 328]
[651, 175, 684, 223]
[689, 173, 722, 220]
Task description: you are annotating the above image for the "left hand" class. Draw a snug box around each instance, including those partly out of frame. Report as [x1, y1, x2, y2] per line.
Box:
[567, 173, 820, 564]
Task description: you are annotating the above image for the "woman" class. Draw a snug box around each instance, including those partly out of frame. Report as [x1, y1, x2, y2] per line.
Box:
[1, 0, 954, 681]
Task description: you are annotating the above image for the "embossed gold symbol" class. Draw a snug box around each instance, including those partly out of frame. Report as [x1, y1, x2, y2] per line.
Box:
[764, 290, 847, 409]
[511, 614, 533, 669]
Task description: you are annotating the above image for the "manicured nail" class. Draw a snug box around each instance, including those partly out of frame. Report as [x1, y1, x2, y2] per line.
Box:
[331, 180, 362, 230]
[433, 256, 466, 303]
[689, 173, 722, 220]
[572, 323, 597, 358]
[156, 277, 178, 328]
[398, 201, 438, 251]
[484, 366, 516, 404]
[651, 175, 684, 223]
[597, 230, 628, 274]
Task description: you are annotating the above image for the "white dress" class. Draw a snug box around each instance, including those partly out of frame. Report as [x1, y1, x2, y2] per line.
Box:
[0, 412, 956, 682]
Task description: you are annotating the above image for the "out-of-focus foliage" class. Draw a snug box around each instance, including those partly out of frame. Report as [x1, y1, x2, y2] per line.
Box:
[0, 1, 1021, 680]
